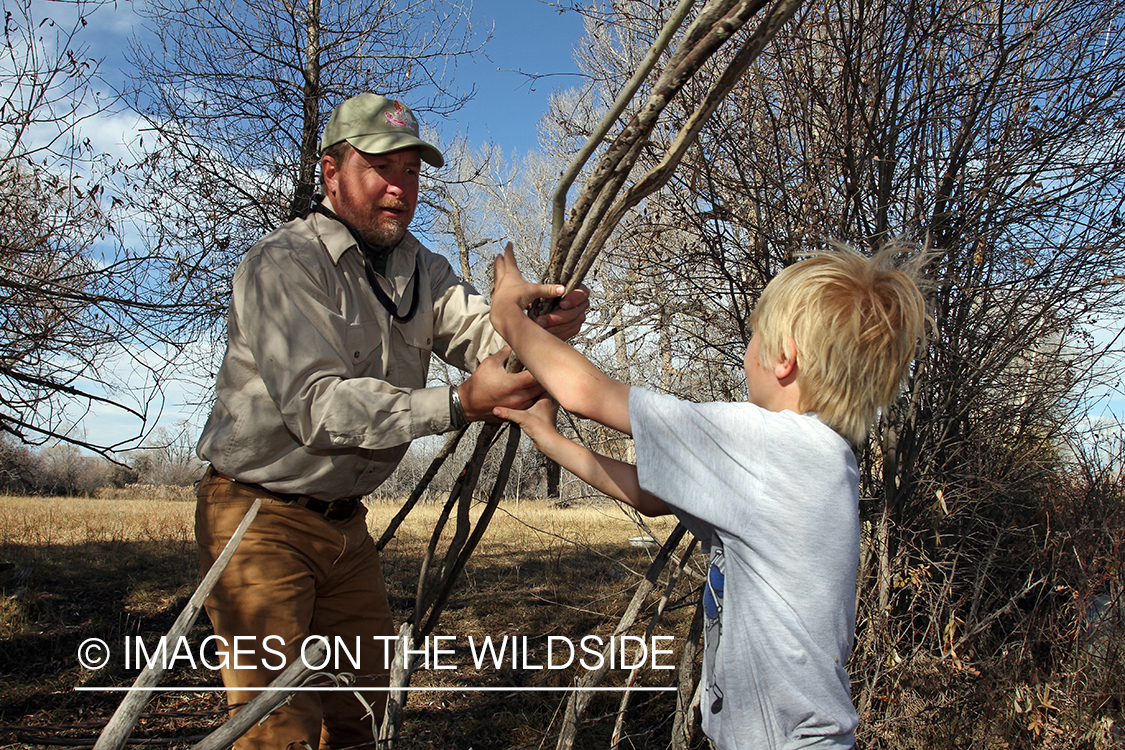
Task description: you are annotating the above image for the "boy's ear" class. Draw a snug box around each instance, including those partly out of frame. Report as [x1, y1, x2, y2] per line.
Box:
[774, 336, 798, 382]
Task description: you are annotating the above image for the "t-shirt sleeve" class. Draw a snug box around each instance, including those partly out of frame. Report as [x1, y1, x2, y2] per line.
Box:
[629, 387, 760, 537]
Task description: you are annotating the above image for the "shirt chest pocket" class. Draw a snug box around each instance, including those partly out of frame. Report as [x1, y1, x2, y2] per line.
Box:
[345, 318, 385, 377]
[388, 307, 435, 388]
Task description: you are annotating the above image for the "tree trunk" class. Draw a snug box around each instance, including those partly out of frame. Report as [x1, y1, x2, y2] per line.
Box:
[289, 0, 321, 220]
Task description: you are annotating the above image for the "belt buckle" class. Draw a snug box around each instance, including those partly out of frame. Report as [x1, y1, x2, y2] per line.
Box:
[324, 498, 355, 521]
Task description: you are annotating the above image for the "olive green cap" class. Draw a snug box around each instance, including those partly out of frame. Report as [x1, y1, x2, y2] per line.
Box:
[320, 93, 444, 167]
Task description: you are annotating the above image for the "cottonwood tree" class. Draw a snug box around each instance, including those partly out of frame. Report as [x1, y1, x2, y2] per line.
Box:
[418, 137, 513, 285]
[38, 442, 108, 495]
[0, 436, 38, 493]
[546, 0, 1125, 740]
[1, 0, 203, 453]
[679, 0, 1124, 680]
[122, 0, 489, 331]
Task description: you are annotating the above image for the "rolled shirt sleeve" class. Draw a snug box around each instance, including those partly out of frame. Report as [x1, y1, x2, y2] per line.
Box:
[197, 211, 503, 500]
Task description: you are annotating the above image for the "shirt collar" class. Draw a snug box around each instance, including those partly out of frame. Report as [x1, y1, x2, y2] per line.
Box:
[310, 196, 420, 280]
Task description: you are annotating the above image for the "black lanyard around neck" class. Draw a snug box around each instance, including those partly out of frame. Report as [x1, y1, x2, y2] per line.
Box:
[310, 196, 421, 323]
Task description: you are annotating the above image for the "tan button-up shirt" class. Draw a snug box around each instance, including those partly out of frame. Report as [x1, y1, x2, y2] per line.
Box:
[196, 203, 503, 500]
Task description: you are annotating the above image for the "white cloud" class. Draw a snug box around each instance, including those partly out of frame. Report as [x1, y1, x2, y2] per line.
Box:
[76, 109, 148, 163]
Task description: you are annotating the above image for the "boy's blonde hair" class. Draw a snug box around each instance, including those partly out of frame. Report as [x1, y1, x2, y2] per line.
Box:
[751, 244, 928, 444]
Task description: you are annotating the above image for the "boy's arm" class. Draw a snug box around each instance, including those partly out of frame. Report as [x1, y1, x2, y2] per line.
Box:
[490, 244, 632, 435]
[496, 398, 671, 517]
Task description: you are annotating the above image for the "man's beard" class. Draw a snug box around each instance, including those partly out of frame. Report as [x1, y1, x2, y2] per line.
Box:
[352, 202, 411, 247]
[333, 188, 413, 247]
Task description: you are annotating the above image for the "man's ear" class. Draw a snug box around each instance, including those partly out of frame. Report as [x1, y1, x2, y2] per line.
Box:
[774, 336, 798, 382]
[321, 155, 338, 193]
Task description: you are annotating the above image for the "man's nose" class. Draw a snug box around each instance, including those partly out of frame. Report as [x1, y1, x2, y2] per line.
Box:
[384, 172, 410, 196]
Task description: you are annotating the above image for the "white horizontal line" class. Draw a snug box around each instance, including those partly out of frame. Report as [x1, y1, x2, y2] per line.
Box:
[75, 686, 675, 693]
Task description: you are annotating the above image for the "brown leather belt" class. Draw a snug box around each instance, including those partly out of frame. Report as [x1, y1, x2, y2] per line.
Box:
[208, 467, 361, 521]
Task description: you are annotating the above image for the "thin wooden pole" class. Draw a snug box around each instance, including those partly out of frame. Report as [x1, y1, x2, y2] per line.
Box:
[555, 525, 688, 750]
[94, 499, 261, 750]
[191, 639, 331, 750]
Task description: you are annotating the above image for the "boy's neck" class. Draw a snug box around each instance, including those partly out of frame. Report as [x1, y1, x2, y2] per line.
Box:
[751, 381, 802, 414]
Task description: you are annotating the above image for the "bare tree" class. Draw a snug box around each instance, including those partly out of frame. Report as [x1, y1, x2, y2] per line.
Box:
[121, 0, 490, 330]
[1, 0, 204, 453]
[38, 442, 109, 496]
[667, 0, 1125, 692]
[542, 0, 1125, 741]
[0, 435, 39, 493]
[418, 137, 510, 286]
[129, 424, 206, 486]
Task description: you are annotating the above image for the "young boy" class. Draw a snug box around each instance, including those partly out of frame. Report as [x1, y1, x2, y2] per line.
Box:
[488, 243, 927, 750]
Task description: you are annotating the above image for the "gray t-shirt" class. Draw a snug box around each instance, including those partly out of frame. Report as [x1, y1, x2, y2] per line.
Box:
[630, 387, 860, 750]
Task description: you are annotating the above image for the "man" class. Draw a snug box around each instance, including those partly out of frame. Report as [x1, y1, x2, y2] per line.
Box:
[195, 93, 587, 749]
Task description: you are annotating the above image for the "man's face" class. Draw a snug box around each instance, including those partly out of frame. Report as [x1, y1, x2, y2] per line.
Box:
[323, 146, 421, 247]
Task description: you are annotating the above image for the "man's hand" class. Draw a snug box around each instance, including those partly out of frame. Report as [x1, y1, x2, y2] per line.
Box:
[492, 243, 580, 340]
[535, 285, 589, 341]
[457, 346, 544, 422]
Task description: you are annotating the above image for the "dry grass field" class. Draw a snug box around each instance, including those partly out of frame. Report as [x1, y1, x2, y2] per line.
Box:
[0, 494, 692, 749]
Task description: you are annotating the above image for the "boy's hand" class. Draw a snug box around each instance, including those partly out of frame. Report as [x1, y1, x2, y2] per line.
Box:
[493, 396, 562, 453]
[458, 346, 544, 422]
[492, 243, 567, 338]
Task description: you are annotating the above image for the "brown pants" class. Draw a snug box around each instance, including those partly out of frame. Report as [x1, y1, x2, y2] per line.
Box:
[196, 470, 394, 749]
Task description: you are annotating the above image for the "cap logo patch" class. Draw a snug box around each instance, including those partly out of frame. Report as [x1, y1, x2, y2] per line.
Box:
[385, 101, 419, 134]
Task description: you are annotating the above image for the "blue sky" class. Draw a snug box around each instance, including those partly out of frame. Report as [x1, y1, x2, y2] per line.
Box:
[452, 0, 587, 153]
[78, 0, 587, 157]
[63, 0, 589, 449]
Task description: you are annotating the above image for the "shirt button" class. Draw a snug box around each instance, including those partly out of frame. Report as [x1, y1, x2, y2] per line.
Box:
[354, 351, 360, 358]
